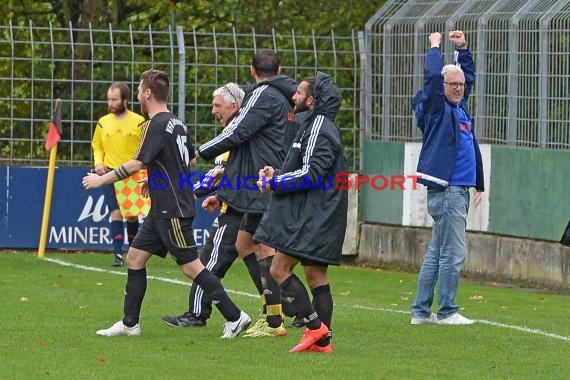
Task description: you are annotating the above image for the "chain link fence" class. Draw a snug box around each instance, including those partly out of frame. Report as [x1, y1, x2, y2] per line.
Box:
[364, 0, 570, 149]
[0, 22, 362, 171]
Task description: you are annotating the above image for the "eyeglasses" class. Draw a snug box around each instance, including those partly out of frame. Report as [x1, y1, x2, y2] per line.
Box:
[444, 82, 465, 89]
[223, 85, 241, 104]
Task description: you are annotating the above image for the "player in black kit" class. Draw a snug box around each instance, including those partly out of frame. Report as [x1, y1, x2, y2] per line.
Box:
[82, 69, 251, 338]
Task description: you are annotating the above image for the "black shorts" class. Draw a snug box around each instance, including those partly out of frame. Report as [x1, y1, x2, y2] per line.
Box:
[130, 214, 198, 265]
[300, 258, 329, 267]
[102, 183, 119, 212]
[275, 249, 330, 267]
[239, 212, 263, 235]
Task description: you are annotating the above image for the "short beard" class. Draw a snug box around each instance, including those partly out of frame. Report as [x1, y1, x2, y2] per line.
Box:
[293, 104, 309, 113]
[294, 102, 309, 114]
[108, 102, 127, 114]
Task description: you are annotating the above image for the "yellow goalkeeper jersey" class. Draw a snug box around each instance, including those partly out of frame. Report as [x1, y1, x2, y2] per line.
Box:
[92, 110, 145, 169]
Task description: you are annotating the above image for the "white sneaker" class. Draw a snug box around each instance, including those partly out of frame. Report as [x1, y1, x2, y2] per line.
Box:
[410, 313, 437, 325]
[96, 320, 141, 336]
[220, 311, 251, 339]
[437, 313, 475, 325]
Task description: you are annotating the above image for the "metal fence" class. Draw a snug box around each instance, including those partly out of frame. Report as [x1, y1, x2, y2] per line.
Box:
[0, 22, 362, 171]
[4, 1, 570, 173]
[364, 0, 570, 149]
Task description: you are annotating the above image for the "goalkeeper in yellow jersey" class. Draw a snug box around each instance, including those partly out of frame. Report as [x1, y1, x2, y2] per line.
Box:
[92, 82, 145, 266]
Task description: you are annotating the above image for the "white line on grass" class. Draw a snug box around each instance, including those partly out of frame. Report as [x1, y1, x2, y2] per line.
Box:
[45, 257, 570, 343]
[475, 319, 570, 342]
[346, 304, 570, 343]
[44, 257, 257, 298]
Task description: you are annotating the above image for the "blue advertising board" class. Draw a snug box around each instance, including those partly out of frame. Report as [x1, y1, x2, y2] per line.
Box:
[0, 166, 7, 247]
[1, 166, 217, 251]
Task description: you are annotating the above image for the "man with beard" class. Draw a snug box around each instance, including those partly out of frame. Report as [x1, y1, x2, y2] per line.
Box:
[83, 69, 251, 338]
[163, 81, 301, 329]
[255, 72, 348, 353]
[195, 50, 298, 337]
[92, 82, 145, 266]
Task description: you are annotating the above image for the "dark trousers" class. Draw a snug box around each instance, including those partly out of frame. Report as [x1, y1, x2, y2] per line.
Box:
[190, 211, 241, 319]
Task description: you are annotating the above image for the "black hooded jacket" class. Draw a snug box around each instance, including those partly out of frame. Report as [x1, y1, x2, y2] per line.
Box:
[254, 72, 348, 265]
[197, 75, 298, 213]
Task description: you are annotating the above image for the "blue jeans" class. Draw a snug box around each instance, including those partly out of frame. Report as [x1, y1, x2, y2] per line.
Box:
[411, 186, 470, 319]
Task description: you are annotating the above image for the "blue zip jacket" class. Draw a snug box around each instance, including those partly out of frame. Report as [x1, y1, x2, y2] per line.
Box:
[412, 47, 484, 191]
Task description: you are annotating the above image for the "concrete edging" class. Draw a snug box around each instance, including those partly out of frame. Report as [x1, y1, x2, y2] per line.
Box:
[358, 223, 570, 290]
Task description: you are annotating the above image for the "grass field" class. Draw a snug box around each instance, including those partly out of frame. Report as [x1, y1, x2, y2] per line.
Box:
[2, 250, 570, 379]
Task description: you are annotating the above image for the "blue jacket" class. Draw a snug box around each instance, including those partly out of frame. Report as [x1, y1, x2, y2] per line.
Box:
[412, 47, 484, 192]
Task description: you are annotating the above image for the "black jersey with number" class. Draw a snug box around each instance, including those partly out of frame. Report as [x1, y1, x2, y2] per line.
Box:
[134, 112, 196, 218]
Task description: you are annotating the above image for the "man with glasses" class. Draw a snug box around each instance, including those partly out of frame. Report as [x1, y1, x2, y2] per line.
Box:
[195, 49, 298, 337]
[410, 31, 485, 326]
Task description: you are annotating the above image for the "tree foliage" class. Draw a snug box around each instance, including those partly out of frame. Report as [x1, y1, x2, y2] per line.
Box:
[1, 1, 385, 168]
[2, 0, 382, 36]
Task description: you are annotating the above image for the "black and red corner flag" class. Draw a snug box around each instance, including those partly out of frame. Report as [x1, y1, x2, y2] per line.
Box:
[45, 99, 63, 150]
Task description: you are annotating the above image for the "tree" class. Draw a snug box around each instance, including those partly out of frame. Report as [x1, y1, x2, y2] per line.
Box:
[2, 0, 383, 38]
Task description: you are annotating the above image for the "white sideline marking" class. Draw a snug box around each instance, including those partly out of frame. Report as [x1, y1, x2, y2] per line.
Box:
[475, 319, 570, 342]
[45, 257, 570, 343]
[44, 257, 257, 298]
[347, 305, 570, 343]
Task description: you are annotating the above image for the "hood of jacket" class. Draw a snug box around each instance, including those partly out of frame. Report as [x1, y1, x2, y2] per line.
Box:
[312, 71, 342, 121]
[263, 75, 297, 107]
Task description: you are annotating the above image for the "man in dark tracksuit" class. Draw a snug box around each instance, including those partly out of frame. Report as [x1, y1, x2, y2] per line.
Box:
[195, 49, 298, 337]
[255, 71, 348, 353]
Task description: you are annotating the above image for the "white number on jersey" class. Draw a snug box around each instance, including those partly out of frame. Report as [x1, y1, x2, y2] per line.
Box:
[176, 135, 190, 166]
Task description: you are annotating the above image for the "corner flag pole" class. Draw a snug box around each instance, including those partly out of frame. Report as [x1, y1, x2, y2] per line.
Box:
[38, 99, 63, 258]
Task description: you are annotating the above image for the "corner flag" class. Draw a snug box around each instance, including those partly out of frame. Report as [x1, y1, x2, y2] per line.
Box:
[45, 99, 62, 150]
[39, 99, 63, 258]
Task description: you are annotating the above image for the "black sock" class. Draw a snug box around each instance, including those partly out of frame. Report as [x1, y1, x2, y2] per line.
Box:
[110, 220, 124, 256]
[259, 256, 282, 327]
[281, 289, 297, 318]
[281, 274, 320, 329]
[126, 220, 139, 245]
[123, 268, 147, 327]
[243, 253, 262, 294]
[188, 281, 199, 315]
[194, 269, 240, 322]
[188, 281, 198, 314]
[312, 284, 333, 346]
[243, 252, 265, 314]
[189, 281, 212, 320]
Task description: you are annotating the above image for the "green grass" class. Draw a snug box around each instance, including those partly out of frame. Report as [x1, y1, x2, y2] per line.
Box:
[2, 251, 570, 379]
